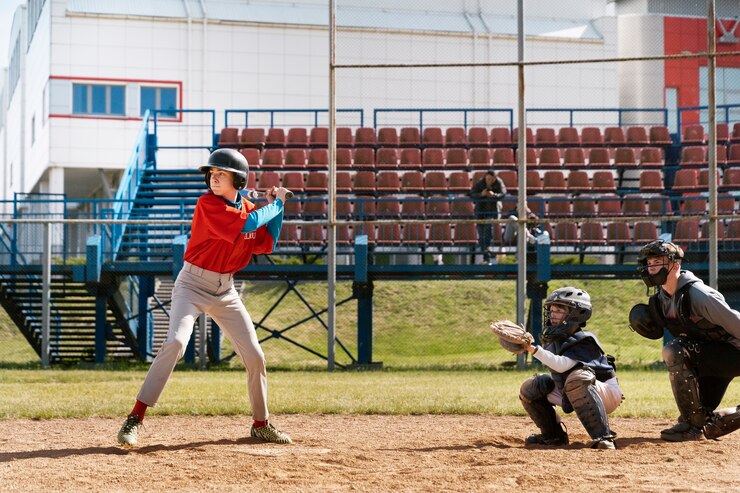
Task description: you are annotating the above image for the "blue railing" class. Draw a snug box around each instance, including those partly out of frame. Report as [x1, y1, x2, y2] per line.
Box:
[224, 109, 365, 129]
[676, 103, 740, 134]
[153, 109, 217, 151]
[526, 107, 669, 128]
[373, 108, 514, 133]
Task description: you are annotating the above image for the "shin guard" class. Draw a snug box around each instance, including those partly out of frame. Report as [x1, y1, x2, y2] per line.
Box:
[564, 367, 613, 440]
[519, 374, 562, 437]
[662, 339, 707, 429]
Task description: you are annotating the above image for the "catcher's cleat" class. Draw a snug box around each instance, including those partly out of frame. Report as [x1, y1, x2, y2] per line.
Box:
[117, 414, 143, 446]
[251, 423, 292, 444]
[524, 430, 569, 446]
[704, 407, 740, 440]
[660, 420, 703, 442]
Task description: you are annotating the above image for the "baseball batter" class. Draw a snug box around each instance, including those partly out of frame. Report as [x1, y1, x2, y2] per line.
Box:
[117, 148, 292, 446]
[519, 287, 623, 449]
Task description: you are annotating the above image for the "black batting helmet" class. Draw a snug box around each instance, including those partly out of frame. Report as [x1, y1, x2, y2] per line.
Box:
[637, 240, 684, 288]
[199, 148, 249, 190]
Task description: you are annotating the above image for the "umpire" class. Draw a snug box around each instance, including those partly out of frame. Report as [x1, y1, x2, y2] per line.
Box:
[629, 240, 740, 441]
[470, 170, 506, 265]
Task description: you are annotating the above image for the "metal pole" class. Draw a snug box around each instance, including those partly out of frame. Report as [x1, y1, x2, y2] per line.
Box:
[707, 0, 718, 289]
[198, 313, 207, 370]
[41, 222, 51, 368]
[516, 0, 527, 370]
[327, 0, 337, 371]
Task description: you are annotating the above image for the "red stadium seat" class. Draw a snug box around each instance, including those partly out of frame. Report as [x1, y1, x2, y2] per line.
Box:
[626, 126, 649, 146]
[422, 148, 445, 169]
[354, 127, 377, 147]
[732, 123, 740, 143]
[353, 148, 376, 170]
[726, 219, 740, 240]
[376, 148, 399, 169]
[526, 170, 543, 193]
[428, 223, 452, 246]
[679, 195, 707, 215]
[353, 171, 376, 194]
[591, 171, 616, 192]
[649, 126, 673, 146]
[547, 199, 572, 217]
[493, 148, 515, 167]
[716, 123, 729, 144]
[402, 223, 427, 245]
[240, 148, 260, 167]
[543, 170, 567, 192]
[614, 148, 637, 168]
[305, 172, 328, 193]
[512, 127, 534, 146]
[376, 199, 401, 219]
[286, 128, 308, 147]
[538, 148, 561, 168]
[422, 127, 444, 147]
[266, 127, 286, 147]
[454, 223, 478, 245]
[353, 197, 375, 219]
[557, 127, 580, 147]
[448, 171, 471, 192]
[682, 124, 705, 145]
[283, 149, 307, 170]
[634, 222, 659, 242]
[673, 220, 700, 248]
[573, 196, 597, 217]
[672, 169, 700, 191]
[718, 196, 737, 214]
[607, 222, 631, 243]
[242, 128, 266, 148]
[567, 170, 590, 192]
[451, 199, 474, 218]
[581, 127, 604, 147]
[604, 127, 626, 146]
[376, 171, 401, 193]
[445, 148, 468, 169]
[309, 127, 328, 147]
[376, 224, 401, 245]
[445, 127, 467, 147]
[425, 196, 450, 218]
[469, 148, 492, 169]
[303, 199, 327, 219]
[639, 147, 664, 167]
[552, 222, 578, 244]
[720, 168, 740, 191]
[516, 148, 538, 166]
[261, 149, 284, 170]
[580, 223, 605, 246]
[467, 127, 489, 147]
[399, 148, 422, 170]
[491, 127, 513, 146]
[336, 127, 354, 147]
[638, 170, 664, 192]
[246, 171, 257, 190]
[401, 198, 426, 218]
[424, 171, 447, 193]
[700, 220, 724, 241]
[377, 127, 399, 147]
[535, 128, 557, 146]
[400, 127, 421, 147]
[496, 170, 518, 193]
[400, 171, 424, 193]
[218, 127, 239, 146]
[588, 148, 611, 167]
[279, 224, 299, 246]
[281, 171, 304, 192]
[728, 144, 740, 166]
[597, 194, 622, 217]
[307, 148, 328, 170]
[336, 148, 353, 170]
[622, 196, 647, 216]
[336, 171, 352, 193]
[563, 148, 586, 168]
[680, 146, 707, 166]
[647, 195, 672, 216]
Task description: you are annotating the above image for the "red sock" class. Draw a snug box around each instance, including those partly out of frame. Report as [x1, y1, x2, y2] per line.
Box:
[254, 420, 268, 428]
[130, 400, 148, 420]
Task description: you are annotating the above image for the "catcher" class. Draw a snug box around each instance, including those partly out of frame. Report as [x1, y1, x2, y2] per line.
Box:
[491, 286, 623, 449]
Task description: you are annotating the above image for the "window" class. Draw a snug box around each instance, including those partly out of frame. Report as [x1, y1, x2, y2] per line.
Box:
[140, 86, 178, 118]
[72, 83, 126, 116]
[31, 115, 35, 145]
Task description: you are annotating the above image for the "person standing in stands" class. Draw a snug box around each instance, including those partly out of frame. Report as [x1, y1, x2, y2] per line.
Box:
[470, 170, 506, 265]
[117, 148, 293, 446]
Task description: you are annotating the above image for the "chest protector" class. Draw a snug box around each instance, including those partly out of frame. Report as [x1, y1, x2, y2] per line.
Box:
[548, 331, 616, 393]
[648, 281, 730, 342]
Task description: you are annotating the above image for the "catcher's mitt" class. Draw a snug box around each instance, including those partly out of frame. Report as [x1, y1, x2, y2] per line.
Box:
[489, 320, 534, 354]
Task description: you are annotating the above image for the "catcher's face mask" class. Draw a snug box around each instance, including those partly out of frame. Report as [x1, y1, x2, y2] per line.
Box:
[637, 240, 683, 288]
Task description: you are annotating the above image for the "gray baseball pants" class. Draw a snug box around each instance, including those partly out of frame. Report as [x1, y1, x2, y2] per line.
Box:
[137, 261, 269, 421]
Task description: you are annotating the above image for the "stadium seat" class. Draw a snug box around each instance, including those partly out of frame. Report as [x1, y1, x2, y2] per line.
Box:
[552, 222, 578, 244]
[218, 127, 240, 146]
[581, 127, 604, 147]
[283, 196, 302, 219]
[445, 148, 468, 169]
[354, 223, 375, 243]
[496, 170, 518, 193]
[526, 170, 543, 193]
[469, 148, 492, 169]
[354, 127, 377, 147]
[336, 171, 352, 193]
[376, 148, 399, 169]
[353, 148, 376, 170]
[401, 171, 425, 193]
[626, 126, 649, 146]
[353, 197, 375, 219]
[557, 127, 580, 147]
[682, 124, 705, 145]
[303, 199, 327, 219]
[697, 169, 720, 190]
[246, 171, 257, 190]
[516, 148, 538, 166]
[376, 171, 401, 193]
[305, 171, 328, 193]
[422, 127, 444, 147]
[588, 148, 611, 167]
[424, 171, 447, 193]
[336, 127, 354, 147]
[286, 128, 308, 147]
[726, 219, 740, 240]
[732, 123, 740, 143]
[633, 222, 659, 242]
[281, 171, 304, 192]
[284, 149, 307, 170]
[543, 170, 567, 192]
[597, 194, 622, 217]
[402, 223, 427, 245]
[527, 198, 546, 218]
[425, 197, 451, 220]
[377, 127, 399, 147]
[647, 195, 672, 216]
[422, 148, 446, 169]
[400, 127, 421, 147]
[399, 148, 422, 170]
[445, 127, 467, 147]
[638, 170, 664, 192]
[336, 197, 353, 218]
[728, 144, 740, 166]
[622, 196, 647, 216]
[679, 195, 708, 214]
[261, 149, 284, 170]
[307, 148, 328, 170]
[538, 148, 561, 168]
[428, 223, 452, 246]
[581, 222, 605, 246]
[572, 196, 597, 216]
[240, 148, 261, 167]
[614, 147, 638, 168]
[567, 170, 590, 192]
[336, 224, 353, 245]
[512, 127, 535, 146]
[279, 224, 299, 246]
[376, 199, 401, 219]
[639, 147, 664, 167]
[309, 127, 328, 147]
[336, 148, 353, 170]
[547, 198, 572, 217]
[493, 148, 515, 167]
[448, 171, 471, 192]
[700, 220, 724, 241]
[450, 199, 474, 218]
[266, 128, 286, 147]
[467, 127, 490, 147]
[376, 224, 401, 245]
[673, 220, 700, 248]
[716, 145, 728, 166]
[604, 127, 626, 146]
[718, 196, 737, 214]
[606, 222, 631, 243]
[535, 128, 557, 146]
[671, 169, 699, 191]
[563, 148, 586, 168]
[242, 128, 266, 148]
[401, 198, 426, 218]
[716, 123, 730, 144]
[720, 168, 740, 191]
[491, 127, 513, 146]
[353, 171, 376, 194]
[680, 146, 707, 166]
[454, 222, 478, 245]
[649, 126, 673, 146]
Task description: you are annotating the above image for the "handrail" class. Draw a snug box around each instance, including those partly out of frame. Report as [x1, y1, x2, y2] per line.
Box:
[676, 103, 740, 133]
[224, 108, 364, 129]
[373, 108, 514, 133]
[153, 109, 216, 150]
[526, 107, 669, 128]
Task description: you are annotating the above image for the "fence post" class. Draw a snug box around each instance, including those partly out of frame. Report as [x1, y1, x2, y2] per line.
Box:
[353, 235, 377, 367]
[41, 223, 52, 368]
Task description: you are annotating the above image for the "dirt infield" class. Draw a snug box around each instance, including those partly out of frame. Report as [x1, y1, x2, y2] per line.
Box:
[1, 414, 738, 492]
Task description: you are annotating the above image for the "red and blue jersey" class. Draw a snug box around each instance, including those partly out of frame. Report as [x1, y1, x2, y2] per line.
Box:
[184, 191, 283, 274]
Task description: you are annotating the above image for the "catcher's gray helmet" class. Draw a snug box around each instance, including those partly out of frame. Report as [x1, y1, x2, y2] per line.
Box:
[199, 148, 249, 190]
[542, 286, 592, 342]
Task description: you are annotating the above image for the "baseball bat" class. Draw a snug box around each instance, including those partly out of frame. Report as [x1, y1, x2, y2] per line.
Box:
[242, 189, 294, 200]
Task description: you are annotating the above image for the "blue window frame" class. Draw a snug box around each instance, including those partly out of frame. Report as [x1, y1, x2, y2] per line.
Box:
[140, 86, 178, 118]
[72, 83, 125, 116]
